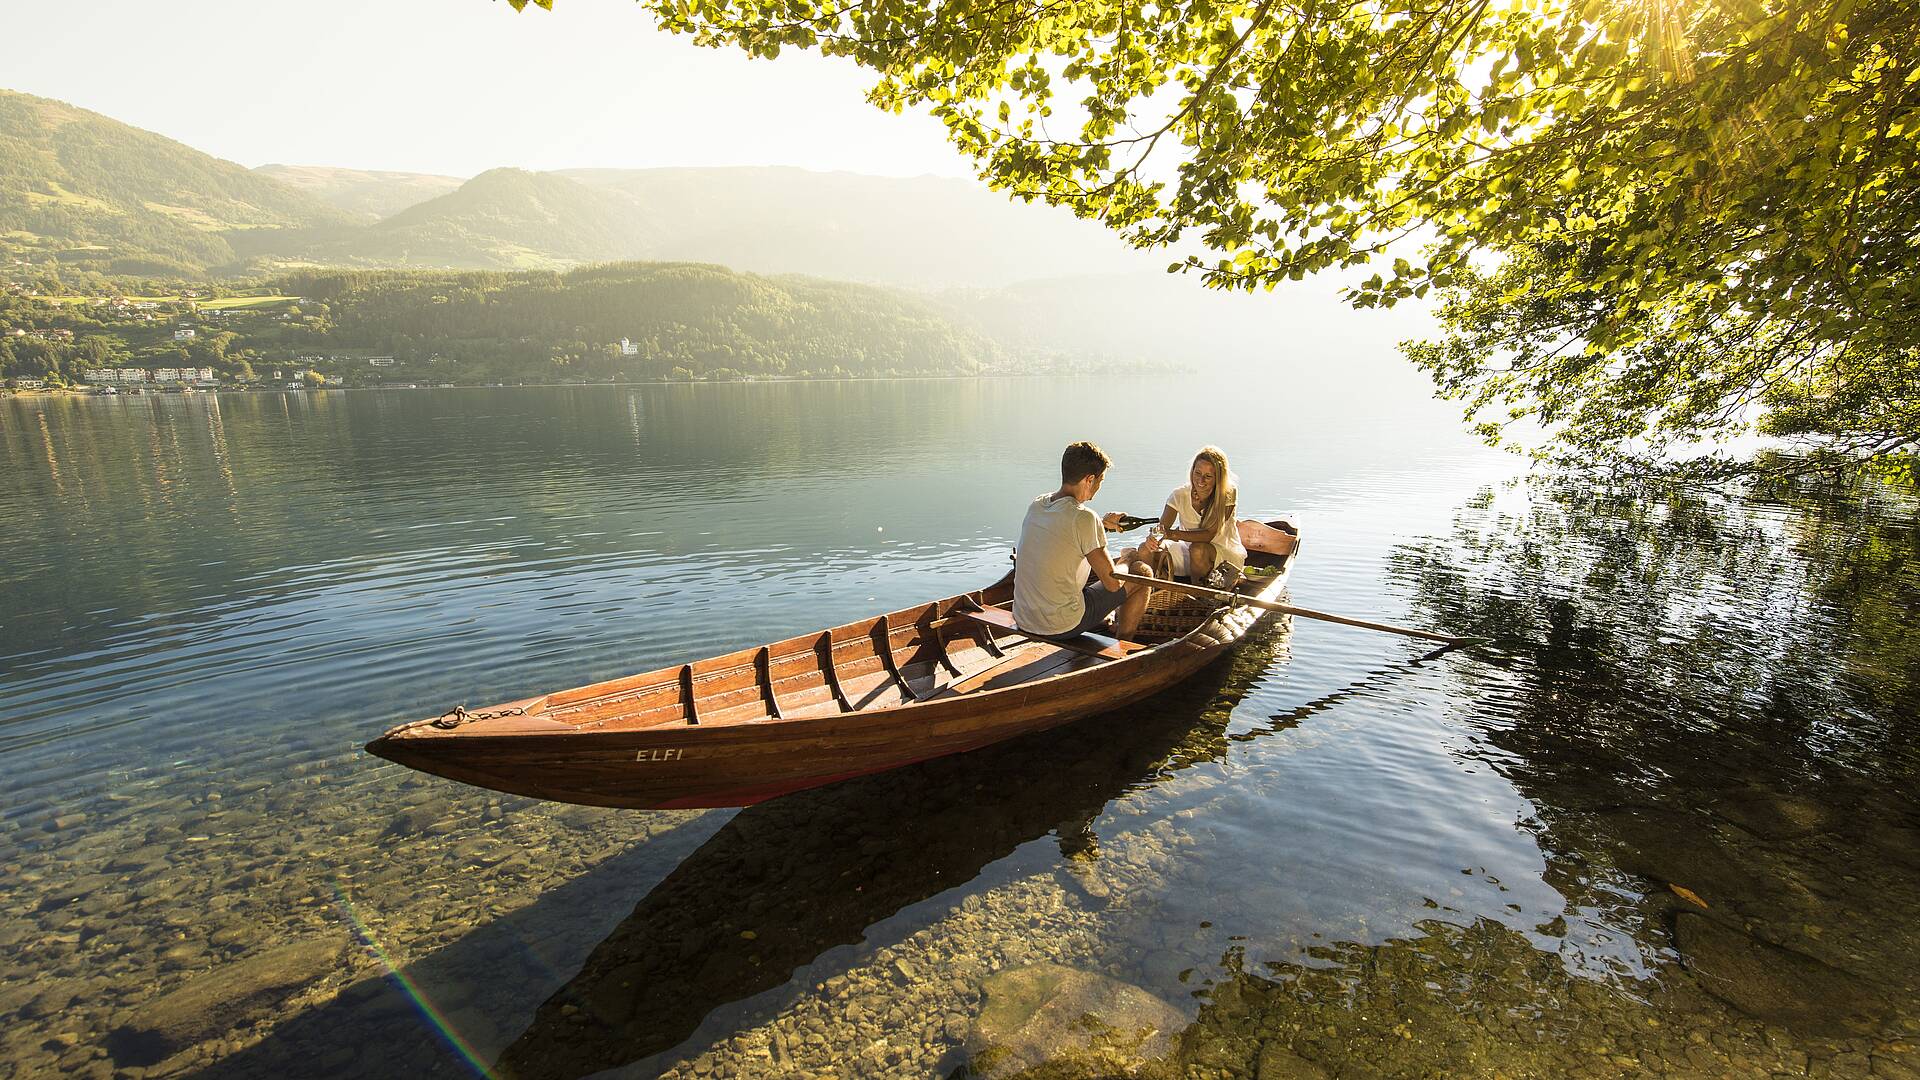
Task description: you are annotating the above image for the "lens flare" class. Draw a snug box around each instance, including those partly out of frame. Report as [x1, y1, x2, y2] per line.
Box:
[334, 883, 495, 1079]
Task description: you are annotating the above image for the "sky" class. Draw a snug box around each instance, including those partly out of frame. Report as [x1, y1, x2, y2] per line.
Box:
[1, 0, 971, 178]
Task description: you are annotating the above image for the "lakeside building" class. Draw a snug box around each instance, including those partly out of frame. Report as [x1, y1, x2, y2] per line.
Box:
[367, 357, 395, 367]
[83, 368, 149, 384]
[82, 367, 215, 385]
[173, 328, 196, 341]
[619, 338, 639, 356]
[152, 368, 215, 383]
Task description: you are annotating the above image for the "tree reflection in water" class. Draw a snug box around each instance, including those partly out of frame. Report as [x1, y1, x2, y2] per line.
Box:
[1102, 478, 1919, 1080]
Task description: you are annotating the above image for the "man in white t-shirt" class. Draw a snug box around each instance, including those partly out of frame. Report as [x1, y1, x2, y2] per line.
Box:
[1013, 441, 1162, 641]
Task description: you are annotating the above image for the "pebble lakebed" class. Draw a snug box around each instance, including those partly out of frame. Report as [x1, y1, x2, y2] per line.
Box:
[4, 675, 1918, 1079]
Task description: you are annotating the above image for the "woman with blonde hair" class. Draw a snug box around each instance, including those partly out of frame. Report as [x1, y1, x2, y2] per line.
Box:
[1157, 445, 1246, 587]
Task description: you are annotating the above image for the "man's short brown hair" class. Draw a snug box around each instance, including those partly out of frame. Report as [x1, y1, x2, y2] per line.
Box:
[1061, 441, 1112, 484]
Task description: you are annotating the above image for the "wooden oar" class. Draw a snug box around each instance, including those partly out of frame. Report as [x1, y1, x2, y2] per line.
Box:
[1110, 571, 1486, 647]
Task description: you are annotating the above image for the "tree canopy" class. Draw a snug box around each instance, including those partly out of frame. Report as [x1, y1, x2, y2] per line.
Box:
[511, 0, 1919, 475]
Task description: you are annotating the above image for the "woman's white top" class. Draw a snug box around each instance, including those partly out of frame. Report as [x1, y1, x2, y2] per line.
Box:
[1166, 483, 1246, 570]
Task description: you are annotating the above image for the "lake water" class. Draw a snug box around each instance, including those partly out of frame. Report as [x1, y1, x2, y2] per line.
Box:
[1, 380, 1916, 1079]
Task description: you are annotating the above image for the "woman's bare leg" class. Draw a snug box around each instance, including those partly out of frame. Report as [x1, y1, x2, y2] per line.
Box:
[1189, 542, 1216, 583]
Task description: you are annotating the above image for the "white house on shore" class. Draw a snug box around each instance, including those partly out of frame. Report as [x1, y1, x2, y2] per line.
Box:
[173, 328, 196, 341]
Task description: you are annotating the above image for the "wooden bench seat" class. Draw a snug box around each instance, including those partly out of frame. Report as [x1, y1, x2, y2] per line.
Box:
[929, 641, 1095, 698]
[955, 605, 1150, 661]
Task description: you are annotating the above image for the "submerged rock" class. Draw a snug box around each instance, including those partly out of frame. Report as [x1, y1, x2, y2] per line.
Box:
[1255, 1043, 1334, 1080]
[382, 806, 440, 838]
[17, 981, 83, 1020]
[107, 936, 346, 1066]
[1672, 912, 1885, 1035]
[1707, 785, 1833, 841]
[962, 963, 1183, 1079]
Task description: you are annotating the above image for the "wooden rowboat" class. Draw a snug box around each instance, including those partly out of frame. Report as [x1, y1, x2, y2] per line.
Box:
[364, 519, 1300, 808]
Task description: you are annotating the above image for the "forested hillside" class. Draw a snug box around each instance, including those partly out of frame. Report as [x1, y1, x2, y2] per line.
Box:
[290, 262, 1000, 378]
[0, 90, 353, 275]
[1, 262, 1008, 385]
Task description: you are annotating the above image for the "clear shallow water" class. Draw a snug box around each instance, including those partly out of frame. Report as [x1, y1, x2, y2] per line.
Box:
[1, 381, 1916, 1079]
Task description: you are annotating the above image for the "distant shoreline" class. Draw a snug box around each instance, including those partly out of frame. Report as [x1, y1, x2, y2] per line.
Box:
[1, 371, 1182, 398]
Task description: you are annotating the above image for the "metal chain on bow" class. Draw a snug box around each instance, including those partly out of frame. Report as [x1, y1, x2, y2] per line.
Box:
[432, 704, 527, 729]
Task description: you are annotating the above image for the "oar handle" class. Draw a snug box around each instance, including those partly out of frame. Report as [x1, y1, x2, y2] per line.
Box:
[1109, 571, 1483, 648]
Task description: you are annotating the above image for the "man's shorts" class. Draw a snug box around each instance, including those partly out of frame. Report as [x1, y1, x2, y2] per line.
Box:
[1033, 580, 1129, 640]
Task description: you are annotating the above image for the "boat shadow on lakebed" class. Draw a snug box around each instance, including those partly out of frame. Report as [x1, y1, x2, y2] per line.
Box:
[182, 620, 1299, 1080]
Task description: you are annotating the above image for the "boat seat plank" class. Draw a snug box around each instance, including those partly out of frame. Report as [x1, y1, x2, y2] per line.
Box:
[928, 641, 1090, 699]
[955, 605, 1149, 660]
[899, 644, 1001, 700]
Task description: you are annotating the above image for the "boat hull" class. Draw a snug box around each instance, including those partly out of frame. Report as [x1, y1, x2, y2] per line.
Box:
[366, 525, 1296, 809]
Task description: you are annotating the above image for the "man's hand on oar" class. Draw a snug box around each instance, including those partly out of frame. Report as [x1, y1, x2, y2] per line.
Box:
[1110, 571, 1489, 650]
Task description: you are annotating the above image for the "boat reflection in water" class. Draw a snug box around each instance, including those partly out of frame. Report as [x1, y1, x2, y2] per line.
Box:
[492, 620, 1298, 1079]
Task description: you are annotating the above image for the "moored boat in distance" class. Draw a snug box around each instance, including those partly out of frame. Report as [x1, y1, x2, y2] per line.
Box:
[365, 520, 1300, 808]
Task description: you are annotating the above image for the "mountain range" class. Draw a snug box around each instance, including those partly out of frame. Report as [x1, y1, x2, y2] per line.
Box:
[1, 86, 1428, 379]
[0, 88, 1142, 289]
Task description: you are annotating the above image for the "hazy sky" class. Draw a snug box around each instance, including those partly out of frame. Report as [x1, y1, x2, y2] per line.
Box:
[3, 0, 971, 178]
